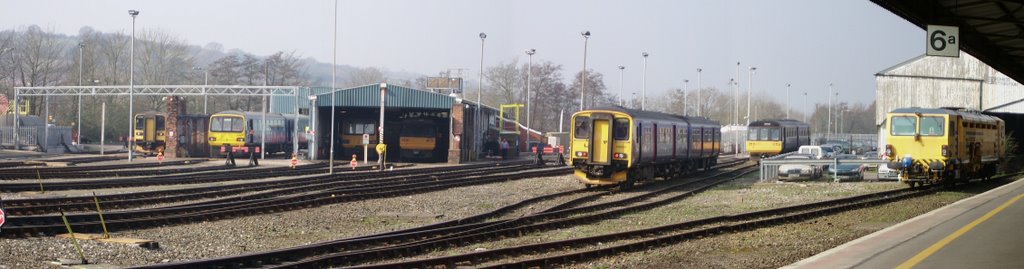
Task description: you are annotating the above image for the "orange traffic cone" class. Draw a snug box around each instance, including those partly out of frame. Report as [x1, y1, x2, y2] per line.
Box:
[290, 154, 298, 169]
[157, 151, 164, 163]
[350, 154, 358, 170]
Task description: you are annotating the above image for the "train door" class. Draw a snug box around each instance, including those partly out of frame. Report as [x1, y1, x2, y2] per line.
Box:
[589, 113, 613, 165]
[144, 116, 156, 142]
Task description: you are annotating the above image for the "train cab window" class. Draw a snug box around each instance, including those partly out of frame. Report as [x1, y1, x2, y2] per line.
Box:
[155, 117, 165, 130]
[135, 116, 145, 129]
[770, 129, 781, 140]
[613, 118, 629, 140]
[920, 117, 944, 136]
[891, 116, 916, 136]
[748, 129, 758, 141]
[574, 116, 591, 139]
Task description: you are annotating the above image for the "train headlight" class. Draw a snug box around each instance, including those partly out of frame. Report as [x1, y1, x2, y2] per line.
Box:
[884, 144, 893, 157]
[209, 137, 216, 141]
[575, 151, 588, 157]
[613, 153, 627, 159]
[236, 138, 244, 142]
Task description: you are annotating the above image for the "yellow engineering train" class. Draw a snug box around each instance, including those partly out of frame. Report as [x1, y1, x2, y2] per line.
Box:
[571, 107, 721, 188]
[399, 118, 438, 160]
[133, 111, 167, 155]
[341, 119, 379, 158]
[745, 119, 810, 161]
[883, 107, 1004, 187]
[208, 111, 309, 156]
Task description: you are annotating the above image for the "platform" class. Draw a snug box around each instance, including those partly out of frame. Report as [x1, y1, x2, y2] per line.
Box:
[785, 176, 1024, 269]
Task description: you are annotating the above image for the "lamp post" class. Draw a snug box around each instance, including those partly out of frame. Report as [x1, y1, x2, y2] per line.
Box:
[734, 62, 740, 125]
[128, 9, 138, 161]
[641, 52, 648, 111]
[329, 0, 338, 174]
[683, 79, 689, 115]
[617, 66, 625, 106]
[827, 83, 833, 141]
[193, 66, 209, 114]
[525, 49, 535, 131]
[696, 68, 702, 116]
[477, 32, 486, 161]
[77, 42, 84, 145]
[747, 67, 756, 125]
[786, 83, 791, 119]
[580, 31, 590, 111]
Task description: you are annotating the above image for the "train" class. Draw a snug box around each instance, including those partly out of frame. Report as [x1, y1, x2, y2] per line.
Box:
[745, 119, 811, 160]
[883, 107, 1004, 187]
[208, 110, 309, 156]
[398, 118, 438, 160]
[570, 107, 721, 188]
[133, 111, 167, 155]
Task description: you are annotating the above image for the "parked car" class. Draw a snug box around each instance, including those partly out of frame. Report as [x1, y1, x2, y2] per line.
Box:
[827, 154, 865, 181]
[777, 154, 822, 181]
[798, 145, 825, 159]
[877, 161, 899, 181]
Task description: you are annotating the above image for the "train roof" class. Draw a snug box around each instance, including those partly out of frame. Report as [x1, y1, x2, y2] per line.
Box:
[213, 110, 285, 118]
[135, 111, 166, 117]
[889, 107, 1003, 124]
[748, 119, 809, 128]
[585, 106, 721, 126]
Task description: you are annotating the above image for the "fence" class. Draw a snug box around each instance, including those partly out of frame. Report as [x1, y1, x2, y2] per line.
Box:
[759, 156, 889, 182]
[0, 126, 73, 152]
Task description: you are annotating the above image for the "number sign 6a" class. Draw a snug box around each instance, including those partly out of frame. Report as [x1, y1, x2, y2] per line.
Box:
[927, 25, 959, 57]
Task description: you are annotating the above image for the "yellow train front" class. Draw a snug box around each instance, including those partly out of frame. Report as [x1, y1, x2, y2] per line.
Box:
[399, 118, 437, 160]
[208, 111, 309, 156]
[570, 107, 720, 187]
[745, 119, 810, 161]
[341, 119, 379, 159]
[133, 111, 167, 155]
[883, 107, 1004, 186]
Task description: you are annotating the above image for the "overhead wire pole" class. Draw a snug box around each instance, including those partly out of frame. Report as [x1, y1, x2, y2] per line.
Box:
[525, 49, 534, 131]
[128, 9, 138, 161]
[696, 68, 702, 116]
[77, 42, 84, 145]
[580, 31, 590, 111]
[477, 32, 486, 161]
[617, 66, 625, 106]
[746, 67, 756, 125]
[786, 83, 791, 119]
[641, 52, 648, 111]
[261, 63, 267, 160]
[329, 0, 338, 174]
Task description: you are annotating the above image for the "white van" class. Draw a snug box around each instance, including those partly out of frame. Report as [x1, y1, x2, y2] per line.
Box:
[798, 145, 826, 159]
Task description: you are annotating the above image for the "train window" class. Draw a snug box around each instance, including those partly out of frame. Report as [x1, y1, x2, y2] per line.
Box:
[748, 128, 758, 141]
[891, 116, 916, 136]
[135, 116, 145, 129]
[574, 117, 591, 139]
[156, 117, 165, 130]
[770, 129, 781, 140]
[211, 118, 223, 131]
[759, 128, 769, 141]
[920, 117, 944, 136]
[231, 118, 244, 132]
[613, 118, 629, 140]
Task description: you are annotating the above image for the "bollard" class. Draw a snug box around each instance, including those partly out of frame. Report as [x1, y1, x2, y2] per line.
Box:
[92, 192, 110, 239]
[59, 210, 88, 265]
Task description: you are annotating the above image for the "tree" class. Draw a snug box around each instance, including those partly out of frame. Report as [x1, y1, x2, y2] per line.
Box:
[347, 66, 385, 87]
[484, 59, 522, 106]
[567, 69, 609, 110]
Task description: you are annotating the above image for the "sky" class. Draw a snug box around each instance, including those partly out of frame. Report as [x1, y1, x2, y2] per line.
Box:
[0, 0, 923, 115]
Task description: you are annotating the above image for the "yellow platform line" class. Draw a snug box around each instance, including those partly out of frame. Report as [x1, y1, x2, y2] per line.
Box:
[895, 192, 1024, 269]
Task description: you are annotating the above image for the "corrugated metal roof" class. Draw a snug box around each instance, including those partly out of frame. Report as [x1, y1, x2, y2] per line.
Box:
[269, 87, 333, 113]
[315, 84, 454, 109]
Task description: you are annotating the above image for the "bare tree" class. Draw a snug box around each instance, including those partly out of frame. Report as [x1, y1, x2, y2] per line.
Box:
[484, 59, 522, 106]
[567, 69, 609, 109]
[347, 66, 385, 87]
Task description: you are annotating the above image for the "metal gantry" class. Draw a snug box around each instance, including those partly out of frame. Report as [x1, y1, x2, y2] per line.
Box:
[11, 85, 303, 160]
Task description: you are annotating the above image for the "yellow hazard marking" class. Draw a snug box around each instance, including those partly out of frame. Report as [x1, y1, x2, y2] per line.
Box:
[895, 192, 1024, 269]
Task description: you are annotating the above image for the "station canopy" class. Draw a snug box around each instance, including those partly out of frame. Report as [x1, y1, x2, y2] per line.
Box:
[873, 0, 1024, 84]
[314, 84, 455, 110]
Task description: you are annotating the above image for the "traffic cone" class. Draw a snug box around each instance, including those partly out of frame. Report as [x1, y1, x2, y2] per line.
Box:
[290, 154, 298, 169]
[157, 151, 164, 163]
[350, 154, 358, 170]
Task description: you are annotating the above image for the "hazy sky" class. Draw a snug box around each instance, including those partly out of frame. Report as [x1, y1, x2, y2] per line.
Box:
[0, 0, 922, 115]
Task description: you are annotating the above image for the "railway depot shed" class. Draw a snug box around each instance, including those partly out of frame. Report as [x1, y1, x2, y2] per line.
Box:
[272, 84, 499, 163]
[875, 52, 1024, 151]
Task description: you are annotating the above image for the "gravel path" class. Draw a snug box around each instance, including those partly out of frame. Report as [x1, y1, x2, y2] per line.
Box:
[0, 173, 581, 268]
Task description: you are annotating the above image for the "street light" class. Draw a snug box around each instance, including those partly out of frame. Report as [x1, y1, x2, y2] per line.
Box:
[734, 62, 740, 126]
[193, 66, 209, 114]
[128, 9, 139, 161]
[477, 32, 486, 161]
[803, 92, 808, 123]
[696, 68, 702, 116]
[329, 0, 338, 173]
[683, 79, 689, 115]
[747, 67, 756, 125]
[525, 48, 535, 131]
[827, 83, 833, 141]
[580, 30, 590, 111]
[77, 42, 85, 145]
[617, 66, 625, 106]
[641, 52, 648, 110]
[786, 83, 791, 119]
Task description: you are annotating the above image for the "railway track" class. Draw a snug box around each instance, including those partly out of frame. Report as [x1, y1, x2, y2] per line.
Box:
[0, 162, 332, 192]
[0, 159, 209, 180]
[1, 161, 566, 238]
[132, 159, 750, 269]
